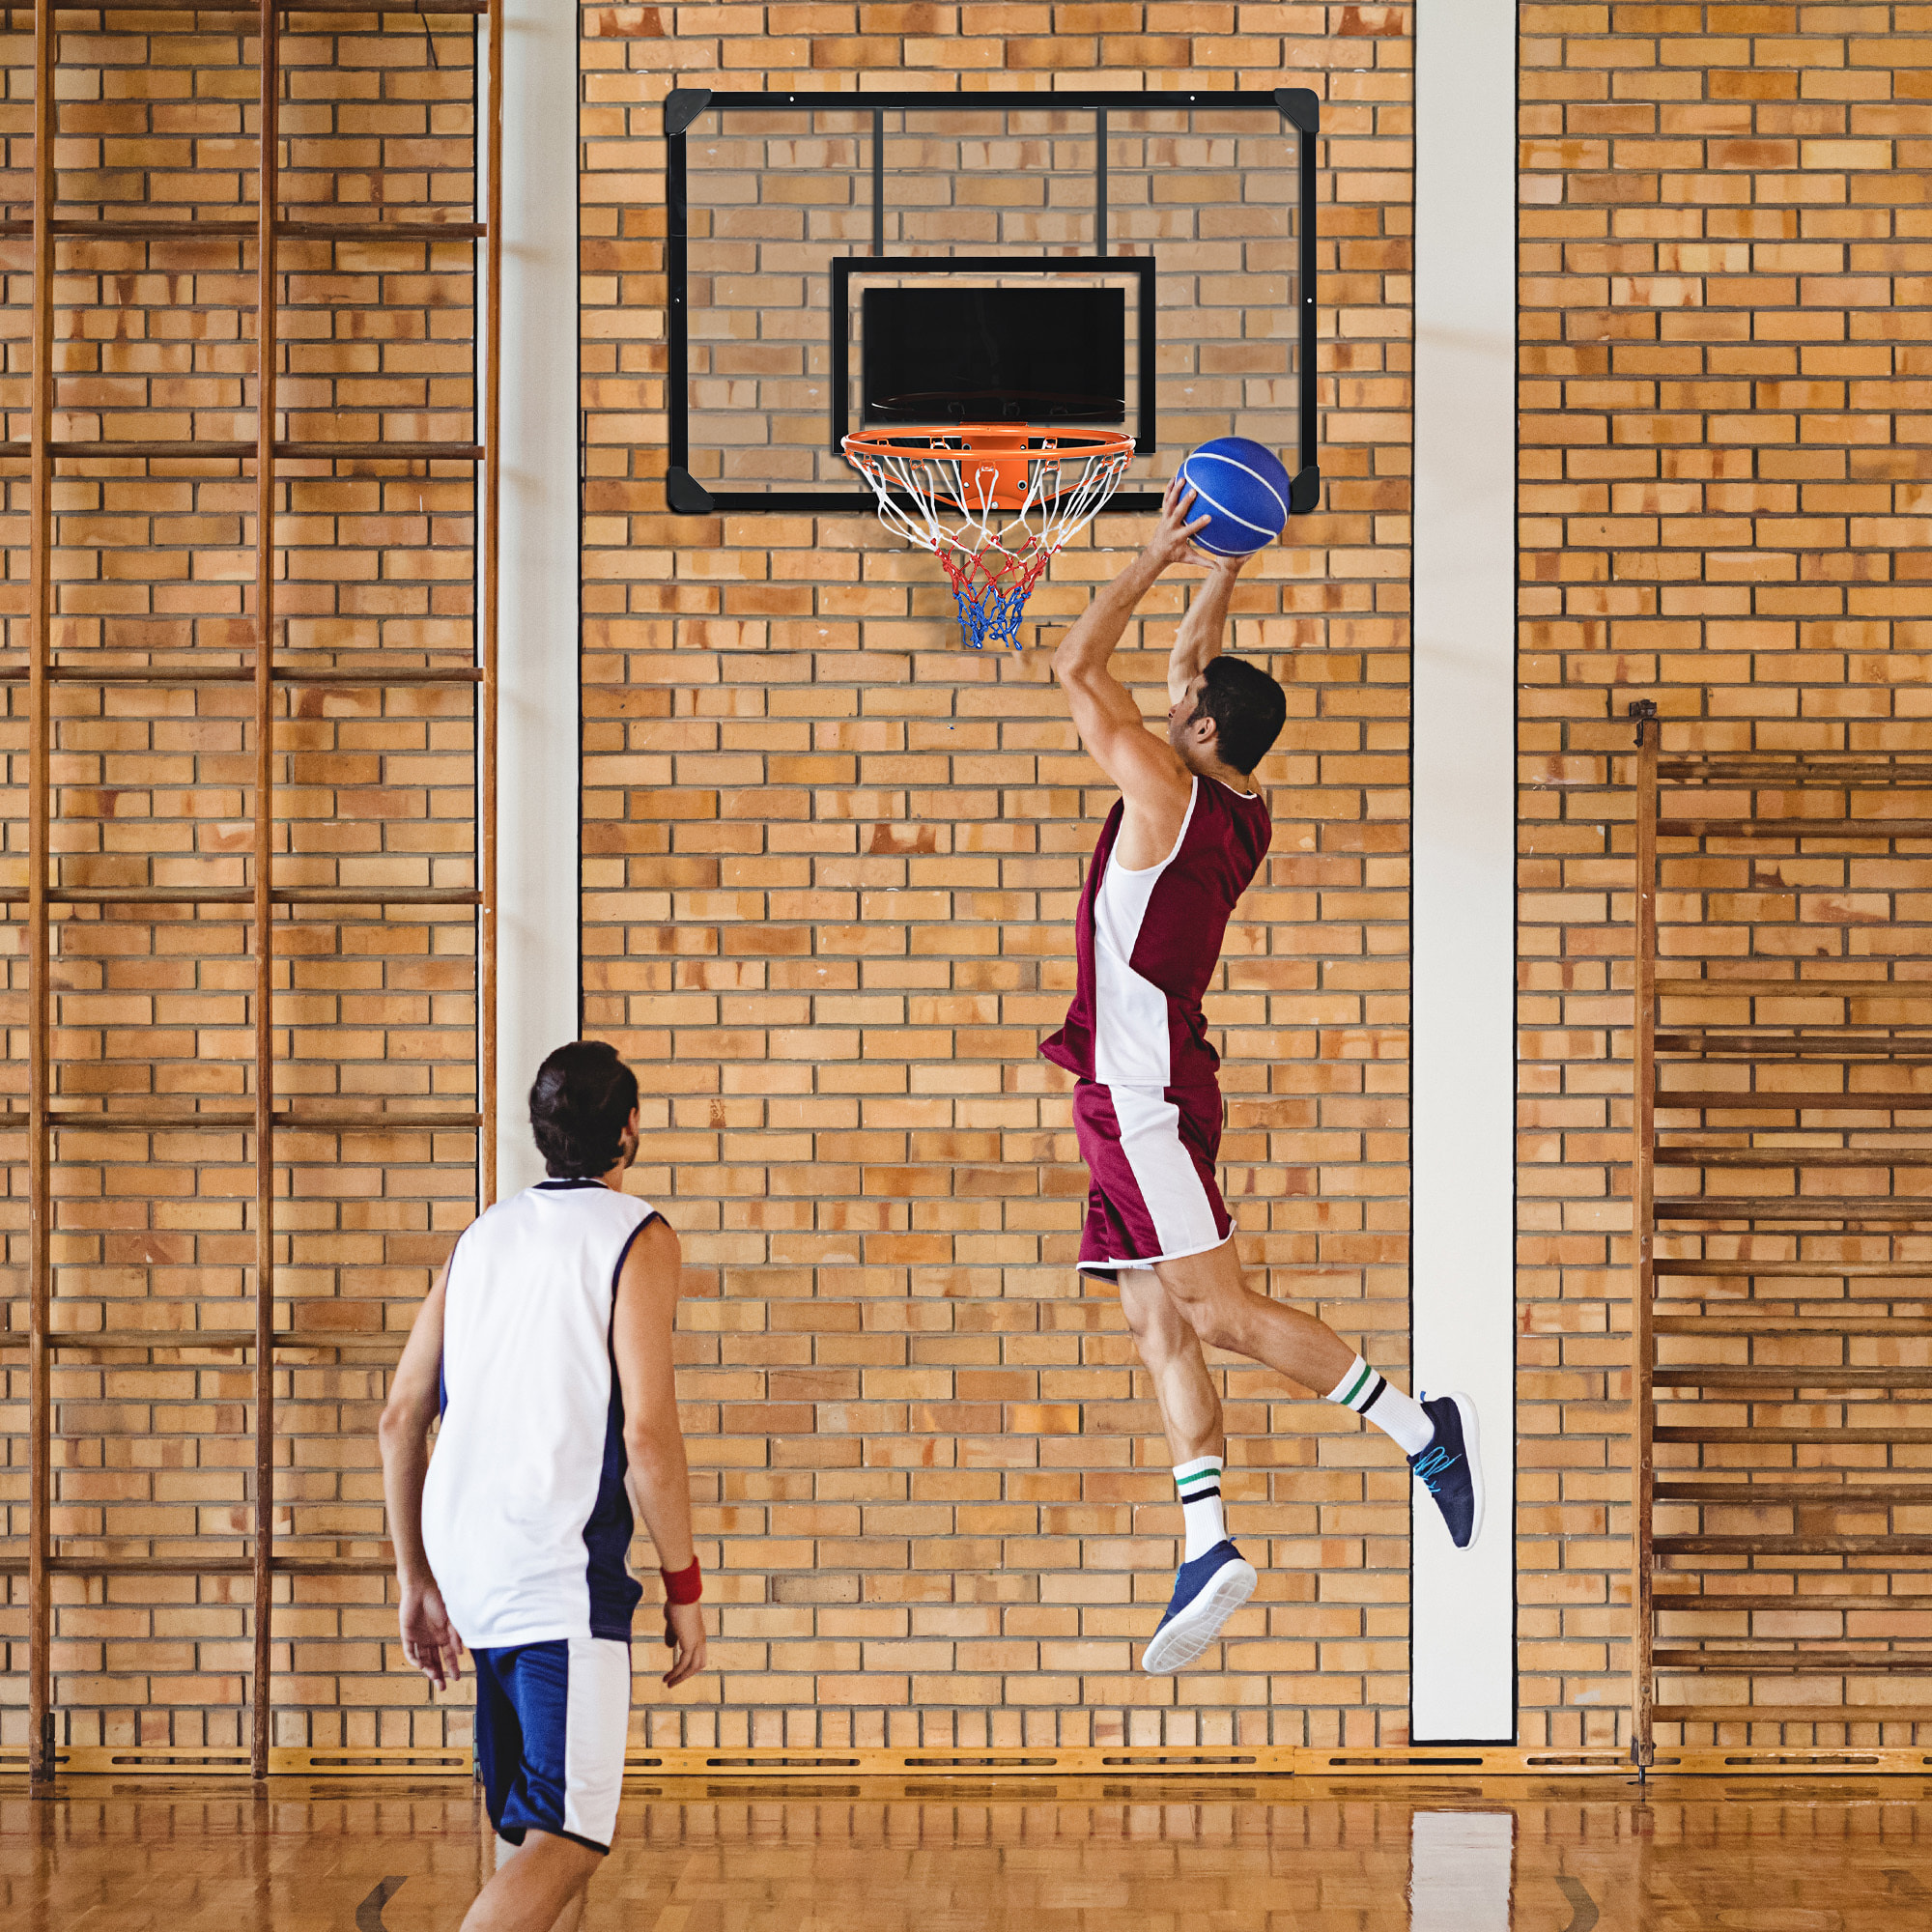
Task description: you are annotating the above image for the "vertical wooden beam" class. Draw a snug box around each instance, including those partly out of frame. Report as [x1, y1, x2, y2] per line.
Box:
[479, 0, 500, 1208]
[24, 0, 54, 1795]
[251, 0, 279, 1781]
[1630, 705, 1659, 1771]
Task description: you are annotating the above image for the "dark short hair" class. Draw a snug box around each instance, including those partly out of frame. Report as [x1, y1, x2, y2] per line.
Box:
[528, 1040, 639, 1179]
[1195, 656, 1288, 775]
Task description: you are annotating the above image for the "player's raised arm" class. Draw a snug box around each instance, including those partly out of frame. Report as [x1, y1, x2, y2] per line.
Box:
[1165, 547, 1249, 708]
[1051, 476, 1208, 818]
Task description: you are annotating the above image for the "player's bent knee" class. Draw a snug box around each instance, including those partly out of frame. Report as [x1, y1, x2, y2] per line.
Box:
[1171, 1290, 1240, 1353]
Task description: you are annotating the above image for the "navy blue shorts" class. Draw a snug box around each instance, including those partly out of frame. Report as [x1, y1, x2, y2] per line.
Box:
[472, 1636, 631, 1854]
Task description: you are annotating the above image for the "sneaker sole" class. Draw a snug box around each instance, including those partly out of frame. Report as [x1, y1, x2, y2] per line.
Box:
[1444, 1391, 1484, 1550]
[1140, 1559, 1258, 1676]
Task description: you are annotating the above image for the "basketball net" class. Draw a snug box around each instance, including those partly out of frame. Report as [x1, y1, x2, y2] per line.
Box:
[841, 425, 1134, 651]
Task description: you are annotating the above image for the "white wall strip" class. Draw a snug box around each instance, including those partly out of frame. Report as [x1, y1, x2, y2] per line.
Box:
[1409, 0, 1518, 1740]
[494, 0, 582, 1198]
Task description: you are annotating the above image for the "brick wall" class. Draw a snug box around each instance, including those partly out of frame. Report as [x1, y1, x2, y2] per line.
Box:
[1520, 3, 1932, 1747]
[594, 5, 1420, 1750]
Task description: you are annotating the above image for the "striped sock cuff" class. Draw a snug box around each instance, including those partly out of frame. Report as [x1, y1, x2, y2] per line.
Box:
[1174, 1455, 1224, 1502]
[1327, 1354, 1389, 1417]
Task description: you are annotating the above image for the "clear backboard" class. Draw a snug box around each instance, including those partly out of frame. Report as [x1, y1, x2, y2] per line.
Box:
[664, 89, 1317, 518]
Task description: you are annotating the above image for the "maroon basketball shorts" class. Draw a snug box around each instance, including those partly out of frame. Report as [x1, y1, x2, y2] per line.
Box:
[1071, 1080, 1234, 1274]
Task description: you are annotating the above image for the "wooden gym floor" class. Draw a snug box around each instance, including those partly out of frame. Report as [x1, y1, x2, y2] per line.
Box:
[7, 1778, 1932, 1929]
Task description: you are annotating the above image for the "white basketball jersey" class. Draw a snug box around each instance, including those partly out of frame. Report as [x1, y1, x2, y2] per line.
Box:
[420, 1179, 657, 1650]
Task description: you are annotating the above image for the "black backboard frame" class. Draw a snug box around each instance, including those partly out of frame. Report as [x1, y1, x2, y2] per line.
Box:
[665, 87, 1319, 518]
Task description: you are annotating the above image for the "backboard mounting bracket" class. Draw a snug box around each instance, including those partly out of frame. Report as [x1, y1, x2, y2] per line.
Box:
[664, 88, 712, 138]
[666, 468, 716, 515]
[1274, 87, 1320, 133]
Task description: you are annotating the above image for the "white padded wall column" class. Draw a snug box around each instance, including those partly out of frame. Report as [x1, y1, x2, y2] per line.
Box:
[1410, 2, 1518, 1739]
[494, 0, 582, 1198]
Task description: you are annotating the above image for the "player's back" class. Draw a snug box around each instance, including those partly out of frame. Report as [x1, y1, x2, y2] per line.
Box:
[420, 1179, 655, 1649]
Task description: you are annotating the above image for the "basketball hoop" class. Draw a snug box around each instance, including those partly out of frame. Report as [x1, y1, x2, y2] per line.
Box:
[841, 424, 1135, 651]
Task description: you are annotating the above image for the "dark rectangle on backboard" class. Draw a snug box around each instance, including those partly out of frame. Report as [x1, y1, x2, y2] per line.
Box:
[859, 284, 1128, 428]
[831, 258, 1155, 457]
[665, 88, 1318, 518]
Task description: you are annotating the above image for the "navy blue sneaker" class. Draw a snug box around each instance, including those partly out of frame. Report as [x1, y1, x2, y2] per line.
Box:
[1141, 1539, 1258, 1676]
[1410, 1393, 1483, 1549]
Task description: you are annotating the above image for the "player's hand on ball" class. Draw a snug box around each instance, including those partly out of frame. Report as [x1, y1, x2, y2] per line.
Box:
[1146, 474, 1213, 571]
[663, 1599, 707, 1688]
[399, 1578, 463, 1690]
[1188, 540, 1252, 577]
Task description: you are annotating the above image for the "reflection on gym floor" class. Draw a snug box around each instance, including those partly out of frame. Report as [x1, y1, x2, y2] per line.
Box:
[8, 1778, 1932, 1930]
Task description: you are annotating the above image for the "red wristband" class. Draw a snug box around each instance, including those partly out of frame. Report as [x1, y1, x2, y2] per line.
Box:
[662, 1557, 702, 1605]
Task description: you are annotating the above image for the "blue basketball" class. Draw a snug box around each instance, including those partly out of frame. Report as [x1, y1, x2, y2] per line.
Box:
[1177, 438, 1293, 557]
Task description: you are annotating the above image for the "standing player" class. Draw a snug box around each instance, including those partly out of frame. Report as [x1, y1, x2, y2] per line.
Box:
[1044, 479, 1483, 1676]
[380, 1041, 705, 1932]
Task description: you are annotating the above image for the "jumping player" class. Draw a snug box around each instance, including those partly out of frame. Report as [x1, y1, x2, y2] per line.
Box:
[1045, 478, 1482, 1675]
[380, 1041, 705, 1932]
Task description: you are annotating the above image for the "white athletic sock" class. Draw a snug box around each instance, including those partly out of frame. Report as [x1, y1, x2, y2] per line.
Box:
[1326, 1354, 1434, 1458]
[1174, 1455, 1227, 1561]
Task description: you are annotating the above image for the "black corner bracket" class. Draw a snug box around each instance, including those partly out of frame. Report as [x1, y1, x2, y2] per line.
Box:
[665, 88, 713, 138]
[1274, 87, 1319, 134]
[667, 468, 716, 515]
[1289, 466, 1321, 517]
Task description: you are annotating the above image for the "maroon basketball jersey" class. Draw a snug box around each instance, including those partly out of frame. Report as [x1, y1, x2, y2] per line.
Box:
[1041, 776, 1272, 1090]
